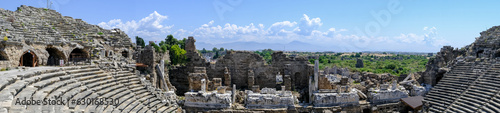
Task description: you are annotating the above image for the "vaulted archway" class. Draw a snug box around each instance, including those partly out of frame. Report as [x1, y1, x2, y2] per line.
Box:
[121, 51, 129, 58]
[19, 50, 38, 67]
[46, 47, 66, 66]
[0, 51, 8, 61]
[69, 48, 89, 63]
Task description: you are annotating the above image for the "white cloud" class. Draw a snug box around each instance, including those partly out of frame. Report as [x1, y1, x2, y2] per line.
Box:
[98, 11, 173, 42]
[295, 14, 323, 36]
[268, 21, 297, 36]
[98, 12, 449, 52]
[395, 27, 450, 47]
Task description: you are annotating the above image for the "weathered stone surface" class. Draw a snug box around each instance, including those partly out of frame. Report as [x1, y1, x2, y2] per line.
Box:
[223, 67, 231, 86]
[245, 88, 295, 109]
[184, 92, 232, 109]
[0, 5, 133, 68]
[188, 67, 209, 92]
[312, 91, 359, 107]
[368, 86, 409, 105]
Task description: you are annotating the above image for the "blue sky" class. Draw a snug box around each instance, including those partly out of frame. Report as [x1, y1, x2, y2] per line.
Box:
[1, 0, 499, 52]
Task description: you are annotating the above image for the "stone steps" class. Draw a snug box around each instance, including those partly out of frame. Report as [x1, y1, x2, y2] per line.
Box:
[0, 65, 175, 113]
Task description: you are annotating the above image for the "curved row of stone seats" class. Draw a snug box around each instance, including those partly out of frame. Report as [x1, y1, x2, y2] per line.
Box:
[108, 71, 179, 113]
[443, 62, 495, 112]
[476, 63, 500, 113]
[0, 66, 179, 113]
[0, 66, 93, 112]
[424, 61, 479, 112]
[425, 61, 500, 113]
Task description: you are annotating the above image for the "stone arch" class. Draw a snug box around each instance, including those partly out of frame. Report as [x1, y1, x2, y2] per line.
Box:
[109, 50, 113, 56]
[46, 47, 66, 66]
[0, 50, 8, 60]
[69, 48, 89, 62]
[494, 50, 500, 58]
[477, 50, 484, 58]
[19, 50, 38, 67]
[121, 50, 129, 58]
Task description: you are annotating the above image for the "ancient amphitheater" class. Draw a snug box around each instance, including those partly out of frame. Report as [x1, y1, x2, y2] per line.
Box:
[422, 26, 500, 112]
[1, 5, 500, 113]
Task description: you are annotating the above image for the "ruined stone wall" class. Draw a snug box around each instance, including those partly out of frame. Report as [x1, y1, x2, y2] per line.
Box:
[173, 37, 313, 95]
[271, 52, 313, 90]
[207, 51, 275, 89]
[422, 46, 464, 86]
[169, 66, 190, 95]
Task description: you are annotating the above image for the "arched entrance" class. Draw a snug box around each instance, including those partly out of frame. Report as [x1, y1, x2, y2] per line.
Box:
[494, 51, 500, 58]
[477, 50, 484, 58]
[0, 51, 8, 60]
[19, 51, 38, 67]
[69, 48, 89, 63]
[46, 47, 66, 66]
[121, 51, 128, 58]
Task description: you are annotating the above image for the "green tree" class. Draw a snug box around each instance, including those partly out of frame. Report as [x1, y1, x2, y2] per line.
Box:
[166, 35, 178, 46]
[385, 64, 396, 70]
[219, 47, 225, 52]
[160, 44, 168, 53]
[159, 41, 166, 46]
[212, 47, 218, 52]
[135, 36, 145, 48]
[201, 48, 207, 53]
[149, 42, 162, 53]
[355, 53, 361, 57]
[213, 51, 220, 59]
[170, 45, 187, 65]
[179, 38, 187, 49]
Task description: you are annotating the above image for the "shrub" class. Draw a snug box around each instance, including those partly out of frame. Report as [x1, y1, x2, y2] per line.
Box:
[3, 36, 7, 41]
[98, 32, 103, 35]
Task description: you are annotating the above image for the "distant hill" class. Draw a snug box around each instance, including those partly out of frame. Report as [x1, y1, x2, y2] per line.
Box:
[196, 40, 338, 52]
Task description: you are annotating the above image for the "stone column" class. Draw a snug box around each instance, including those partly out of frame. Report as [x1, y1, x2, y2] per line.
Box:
[232, 84, 236, 104]
[201, 79, 206, 92]
[284, 75, 292, 91]
[309, 76, 313, 104]
[224, 67, 231, 86]
[314, 60, 319, 91]
[248, 70, 254, 89]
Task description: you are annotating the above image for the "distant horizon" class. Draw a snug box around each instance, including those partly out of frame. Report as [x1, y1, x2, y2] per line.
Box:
[2, 1, 498, 52]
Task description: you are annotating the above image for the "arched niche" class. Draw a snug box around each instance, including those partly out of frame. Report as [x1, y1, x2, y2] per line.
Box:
[19, 50, 38, 67]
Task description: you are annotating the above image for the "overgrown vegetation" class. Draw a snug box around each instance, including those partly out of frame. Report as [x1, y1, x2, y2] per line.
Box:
[135, 36, 146, 47]
[254, 49, 273, 64]
[137, 35, 188, 65]
[308, 53, 428, 76]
